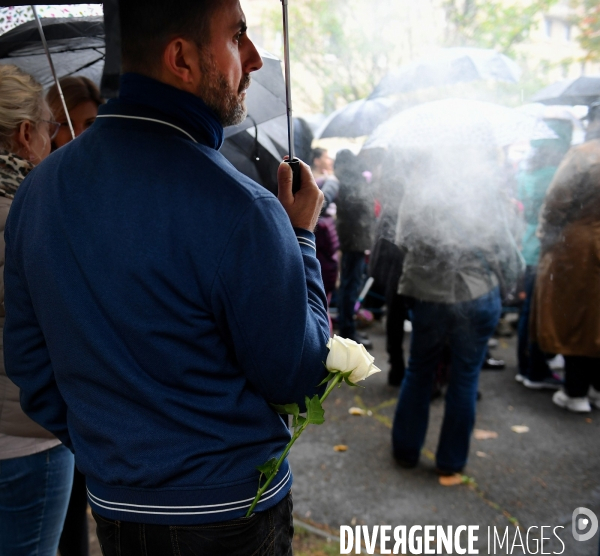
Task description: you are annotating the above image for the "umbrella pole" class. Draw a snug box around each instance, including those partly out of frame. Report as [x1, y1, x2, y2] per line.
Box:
[281, 0, 301, 193]
[31, 5, 75, 141]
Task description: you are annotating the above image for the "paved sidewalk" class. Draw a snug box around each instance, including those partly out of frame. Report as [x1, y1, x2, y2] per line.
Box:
[289, 319, 600, 555]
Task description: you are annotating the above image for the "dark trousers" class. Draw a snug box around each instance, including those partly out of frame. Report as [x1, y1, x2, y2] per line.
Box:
[338, 251, 366, 337]
[564, 356, 600, 398]
[93, 492, 293, 556]
[387, 293, 407, 377]
[58, 468, 89, 556]
[384, 246, 407, 379]
[392, 288, 502, 472]
[517, 266, 550, 381]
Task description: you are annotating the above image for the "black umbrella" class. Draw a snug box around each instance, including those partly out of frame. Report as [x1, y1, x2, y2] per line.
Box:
[0, 16, 105, 86]
[222, 117, 288, 196]
[0, 1, 120, 98]
[314, 97, 393, 139]
[0, 4, 287, 193]
[531, 76, 600, 106]
[0, 12, 286, 127]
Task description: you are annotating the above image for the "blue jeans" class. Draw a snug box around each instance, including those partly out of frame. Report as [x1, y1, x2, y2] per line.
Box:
[338, 251, 366, 337]
[93, 491, 293, 556]
[517, 266, 550, 381]
[0, 444, 74, 556]
[392, 288, 502, 472]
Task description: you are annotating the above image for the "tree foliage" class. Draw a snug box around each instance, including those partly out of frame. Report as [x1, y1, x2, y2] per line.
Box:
[260, 0, 409, 113]
[572, 0, 600, 63]
[442, 0, 560, 56]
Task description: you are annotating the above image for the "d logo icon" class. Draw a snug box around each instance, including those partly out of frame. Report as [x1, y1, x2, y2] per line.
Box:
[572, 507, 598, 542]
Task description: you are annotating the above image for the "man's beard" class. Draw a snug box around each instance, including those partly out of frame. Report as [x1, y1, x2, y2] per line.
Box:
[198, 53, 250, 127]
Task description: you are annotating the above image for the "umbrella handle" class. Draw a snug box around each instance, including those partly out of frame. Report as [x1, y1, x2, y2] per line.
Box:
[288, 158, 301, 194]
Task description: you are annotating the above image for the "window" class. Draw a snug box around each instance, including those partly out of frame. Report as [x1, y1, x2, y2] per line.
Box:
[545, 17, 553, 38]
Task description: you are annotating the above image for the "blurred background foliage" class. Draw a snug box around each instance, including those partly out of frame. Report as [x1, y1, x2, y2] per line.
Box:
[253, 0, 600, 115]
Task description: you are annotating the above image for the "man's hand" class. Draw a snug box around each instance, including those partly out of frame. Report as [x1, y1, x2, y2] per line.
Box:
[278, 160, 324, 231]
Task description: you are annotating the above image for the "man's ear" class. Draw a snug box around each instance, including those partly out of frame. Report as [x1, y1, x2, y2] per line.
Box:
[161, 38, 203, 93]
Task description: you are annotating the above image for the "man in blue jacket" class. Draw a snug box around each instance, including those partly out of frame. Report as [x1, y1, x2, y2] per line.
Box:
[3, 0, 329, 553]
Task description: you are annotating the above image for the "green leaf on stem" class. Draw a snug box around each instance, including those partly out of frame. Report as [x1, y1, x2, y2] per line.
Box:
[271, 403, 300, 418]
[256, 458, 278, 478]
[317, 370, 338, 387]
[305, 395, 325, 425]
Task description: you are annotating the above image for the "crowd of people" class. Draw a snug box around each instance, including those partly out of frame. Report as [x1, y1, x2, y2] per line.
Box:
[310, 104, 600, 477]
[0, 0, 597, 554]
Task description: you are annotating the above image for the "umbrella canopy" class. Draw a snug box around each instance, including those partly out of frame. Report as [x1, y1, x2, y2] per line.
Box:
[0, 16, 104, 86]
[222, 119, 287, 196]
[531, 76, 600, 106]
[0, 17, 286, 128]
[362, 98, 556, 151]
[314, 97, 393, 139]
[369, 47, 521, 99]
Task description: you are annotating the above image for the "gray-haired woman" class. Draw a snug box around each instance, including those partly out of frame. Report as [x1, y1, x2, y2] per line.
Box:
[0, 64, 74, 556]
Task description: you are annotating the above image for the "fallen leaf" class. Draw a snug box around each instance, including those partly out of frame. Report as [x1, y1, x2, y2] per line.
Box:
[349, 407, 366, 416]
[476, 451, 488, 458]
[439, 474, 463, 486]
[511, 425, 529, 434]
[474, 429, 498, 440]
[333, 445, 348, 452]
[586, 418, 592, 424]
[508, 406, 514, 411]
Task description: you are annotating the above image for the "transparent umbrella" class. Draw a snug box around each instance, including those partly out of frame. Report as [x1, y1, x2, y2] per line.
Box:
[362, 98, 556, 151]
[369, 47, 521, 99]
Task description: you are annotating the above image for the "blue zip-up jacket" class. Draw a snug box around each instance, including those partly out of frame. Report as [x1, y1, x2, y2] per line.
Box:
[3, 74, 330, 525]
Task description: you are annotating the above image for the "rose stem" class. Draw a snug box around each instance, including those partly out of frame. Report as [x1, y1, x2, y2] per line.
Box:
[245, 372, 344, 517]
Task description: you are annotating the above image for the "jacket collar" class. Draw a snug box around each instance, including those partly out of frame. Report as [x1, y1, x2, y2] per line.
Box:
[112, 73, 225, 150]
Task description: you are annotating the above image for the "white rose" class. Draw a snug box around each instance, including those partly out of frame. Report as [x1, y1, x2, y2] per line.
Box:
[326, 335, 381, 383]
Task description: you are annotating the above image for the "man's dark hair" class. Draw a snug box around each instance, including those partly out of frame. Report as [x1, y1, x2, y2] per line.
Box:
[310, 147, 326, 168]
[120, 0, 219, 75]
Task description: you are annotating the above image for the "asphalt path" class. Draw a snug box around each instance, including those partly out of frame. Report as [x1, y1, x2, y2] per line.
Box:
[289, 319, 600, 555]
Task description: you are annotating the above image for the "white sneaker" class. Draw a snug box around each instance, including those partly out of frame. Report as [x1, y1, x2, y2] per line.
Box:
[515, 373, 526, 383]
[589, 387, 600, 409]
[552, 390, 591, 413]
[547, 354, 565, 370]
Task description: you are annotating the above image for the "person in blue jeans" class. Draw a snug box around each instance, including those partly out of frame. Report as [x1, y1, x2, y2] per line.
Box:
[0, 446, 74, 556]
[0, 64, 74, 556]
[390, 144, 521, 474]
[392, 289, 501, 472]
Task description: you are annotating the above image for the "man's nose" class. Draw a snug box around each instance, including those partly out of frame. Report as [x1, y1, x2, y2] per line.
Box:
[244, 39, 263, 74]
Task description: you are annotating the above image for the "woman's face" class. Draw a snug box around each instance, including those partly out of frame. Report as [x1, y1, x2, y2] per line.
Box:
[54, 100, 98, 148]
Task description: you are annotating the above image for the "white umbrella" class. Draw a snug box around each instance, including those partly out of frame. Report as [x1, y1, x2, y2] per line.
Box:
[369, 47, 521, 99]
[362, 98, 556, 151]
